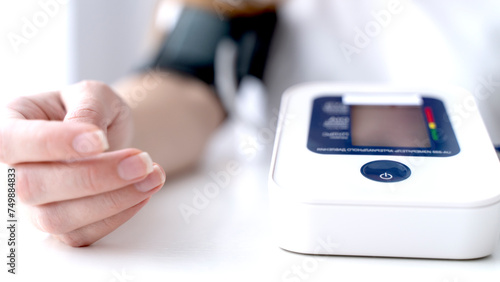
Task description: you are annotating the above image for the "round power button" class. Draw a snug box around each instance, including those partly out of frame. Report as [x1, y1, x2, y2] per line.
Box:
[361, 160, 411, 183]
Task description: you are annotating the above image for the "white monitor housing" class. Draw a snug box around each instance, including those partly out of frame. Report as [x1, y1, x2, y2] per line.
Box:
[269, 83, 500, 259]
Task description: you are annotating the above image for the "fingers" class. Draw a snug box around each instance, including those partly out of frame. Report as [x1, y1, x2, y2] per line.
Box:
[0, 119, 108, 164]
[1, 92, 66, 121]
[0, 81, 131, 165]
[54, 199, 151, 247]
[30, 165, 164, 235]
[16, 149, 156, 205]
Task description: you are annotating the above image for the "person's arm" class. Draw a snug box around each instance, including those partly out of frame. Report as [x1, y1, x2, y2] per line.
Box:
[0, 73, 224, 247]
[0, 0, 276, 247]
[113, 71, 226, 176]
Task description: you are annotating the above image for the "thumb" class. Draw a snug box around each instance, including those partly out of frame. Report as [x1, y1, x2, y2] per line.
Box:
[61, 80, 132, 150]
[61, 81, 117, 132]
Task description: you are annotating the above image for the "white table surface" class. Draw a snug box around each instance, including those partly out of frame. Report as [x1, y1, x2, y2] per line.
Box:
[1, 119, 500, 282]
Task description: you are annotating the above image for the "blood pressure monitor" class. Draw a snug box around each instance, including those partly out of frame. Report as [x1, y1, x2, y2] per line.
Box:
[269, 83, 500, 259]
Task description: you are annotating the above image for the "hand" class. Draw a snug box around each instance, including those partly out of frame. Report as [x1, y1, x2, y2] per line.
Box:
[0, 81, 166, 247]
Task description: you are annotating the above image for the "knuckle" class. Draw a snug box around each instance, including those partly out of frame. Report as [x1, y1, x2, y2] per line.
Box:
[57, 232, 92, 248]
[100, 215, 121, 233]
[82, 80, 121, 105]
[78, 164, 103, 195]
[102, 191, 123, 214]
[75, 80, 116, 102]
[66, 106, 104, 124]
[0, 128, 6, 164]
[76, 80, 110, 93]
[0, 123, 16, 164]
[15, 167, 40, 204]
[31, 205, 67, 234]
[65, 80, 114, 122]
[5, 96, 30, 110]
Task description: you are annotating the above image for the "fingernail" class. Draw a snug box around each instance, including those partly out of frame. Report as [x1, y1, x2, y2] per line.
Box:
[117, 152, 154, 181]
[135, 165, 165, 192]
[73, 130, 109, 154]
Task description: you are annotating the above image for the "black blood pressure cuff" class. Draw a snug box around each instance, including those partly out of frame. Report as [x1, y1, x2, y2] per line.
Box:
[148, 7, 229, 85]
[230, 11, 278, 84]
[146, 6, 277, 86]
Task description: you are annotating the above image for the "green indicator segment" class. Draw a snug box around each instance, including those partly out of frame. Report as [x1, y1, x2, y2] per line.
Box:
[430, 129, 439, 141]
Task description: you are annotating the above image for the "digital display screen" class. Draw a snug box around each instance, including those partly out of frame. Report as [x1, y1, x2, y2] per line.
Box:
[350, 105, 431, 148]
[308, 96, 460, 156]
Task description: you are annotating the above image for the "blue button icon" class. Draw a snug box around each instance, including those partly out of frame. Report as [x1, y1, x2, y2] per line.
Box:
[361, 160, 411, 183]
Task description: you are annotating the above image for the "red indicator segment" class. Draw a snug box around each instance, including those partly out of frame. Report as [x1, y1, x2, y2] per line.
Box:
[424, 107, 439, 141]
[424, 107, 435, 123]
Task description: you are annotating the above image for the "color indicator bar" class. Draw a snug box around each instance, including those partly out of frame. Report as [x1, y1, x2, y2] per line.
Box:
[424, 107, 434, 123]
[424, 107, 439, 141]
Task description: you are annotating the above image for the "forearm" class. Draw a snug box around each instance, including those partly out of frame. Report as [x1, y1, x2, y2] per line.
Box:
[113, 70, 226, 176]
[111, 1, 278, 176]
